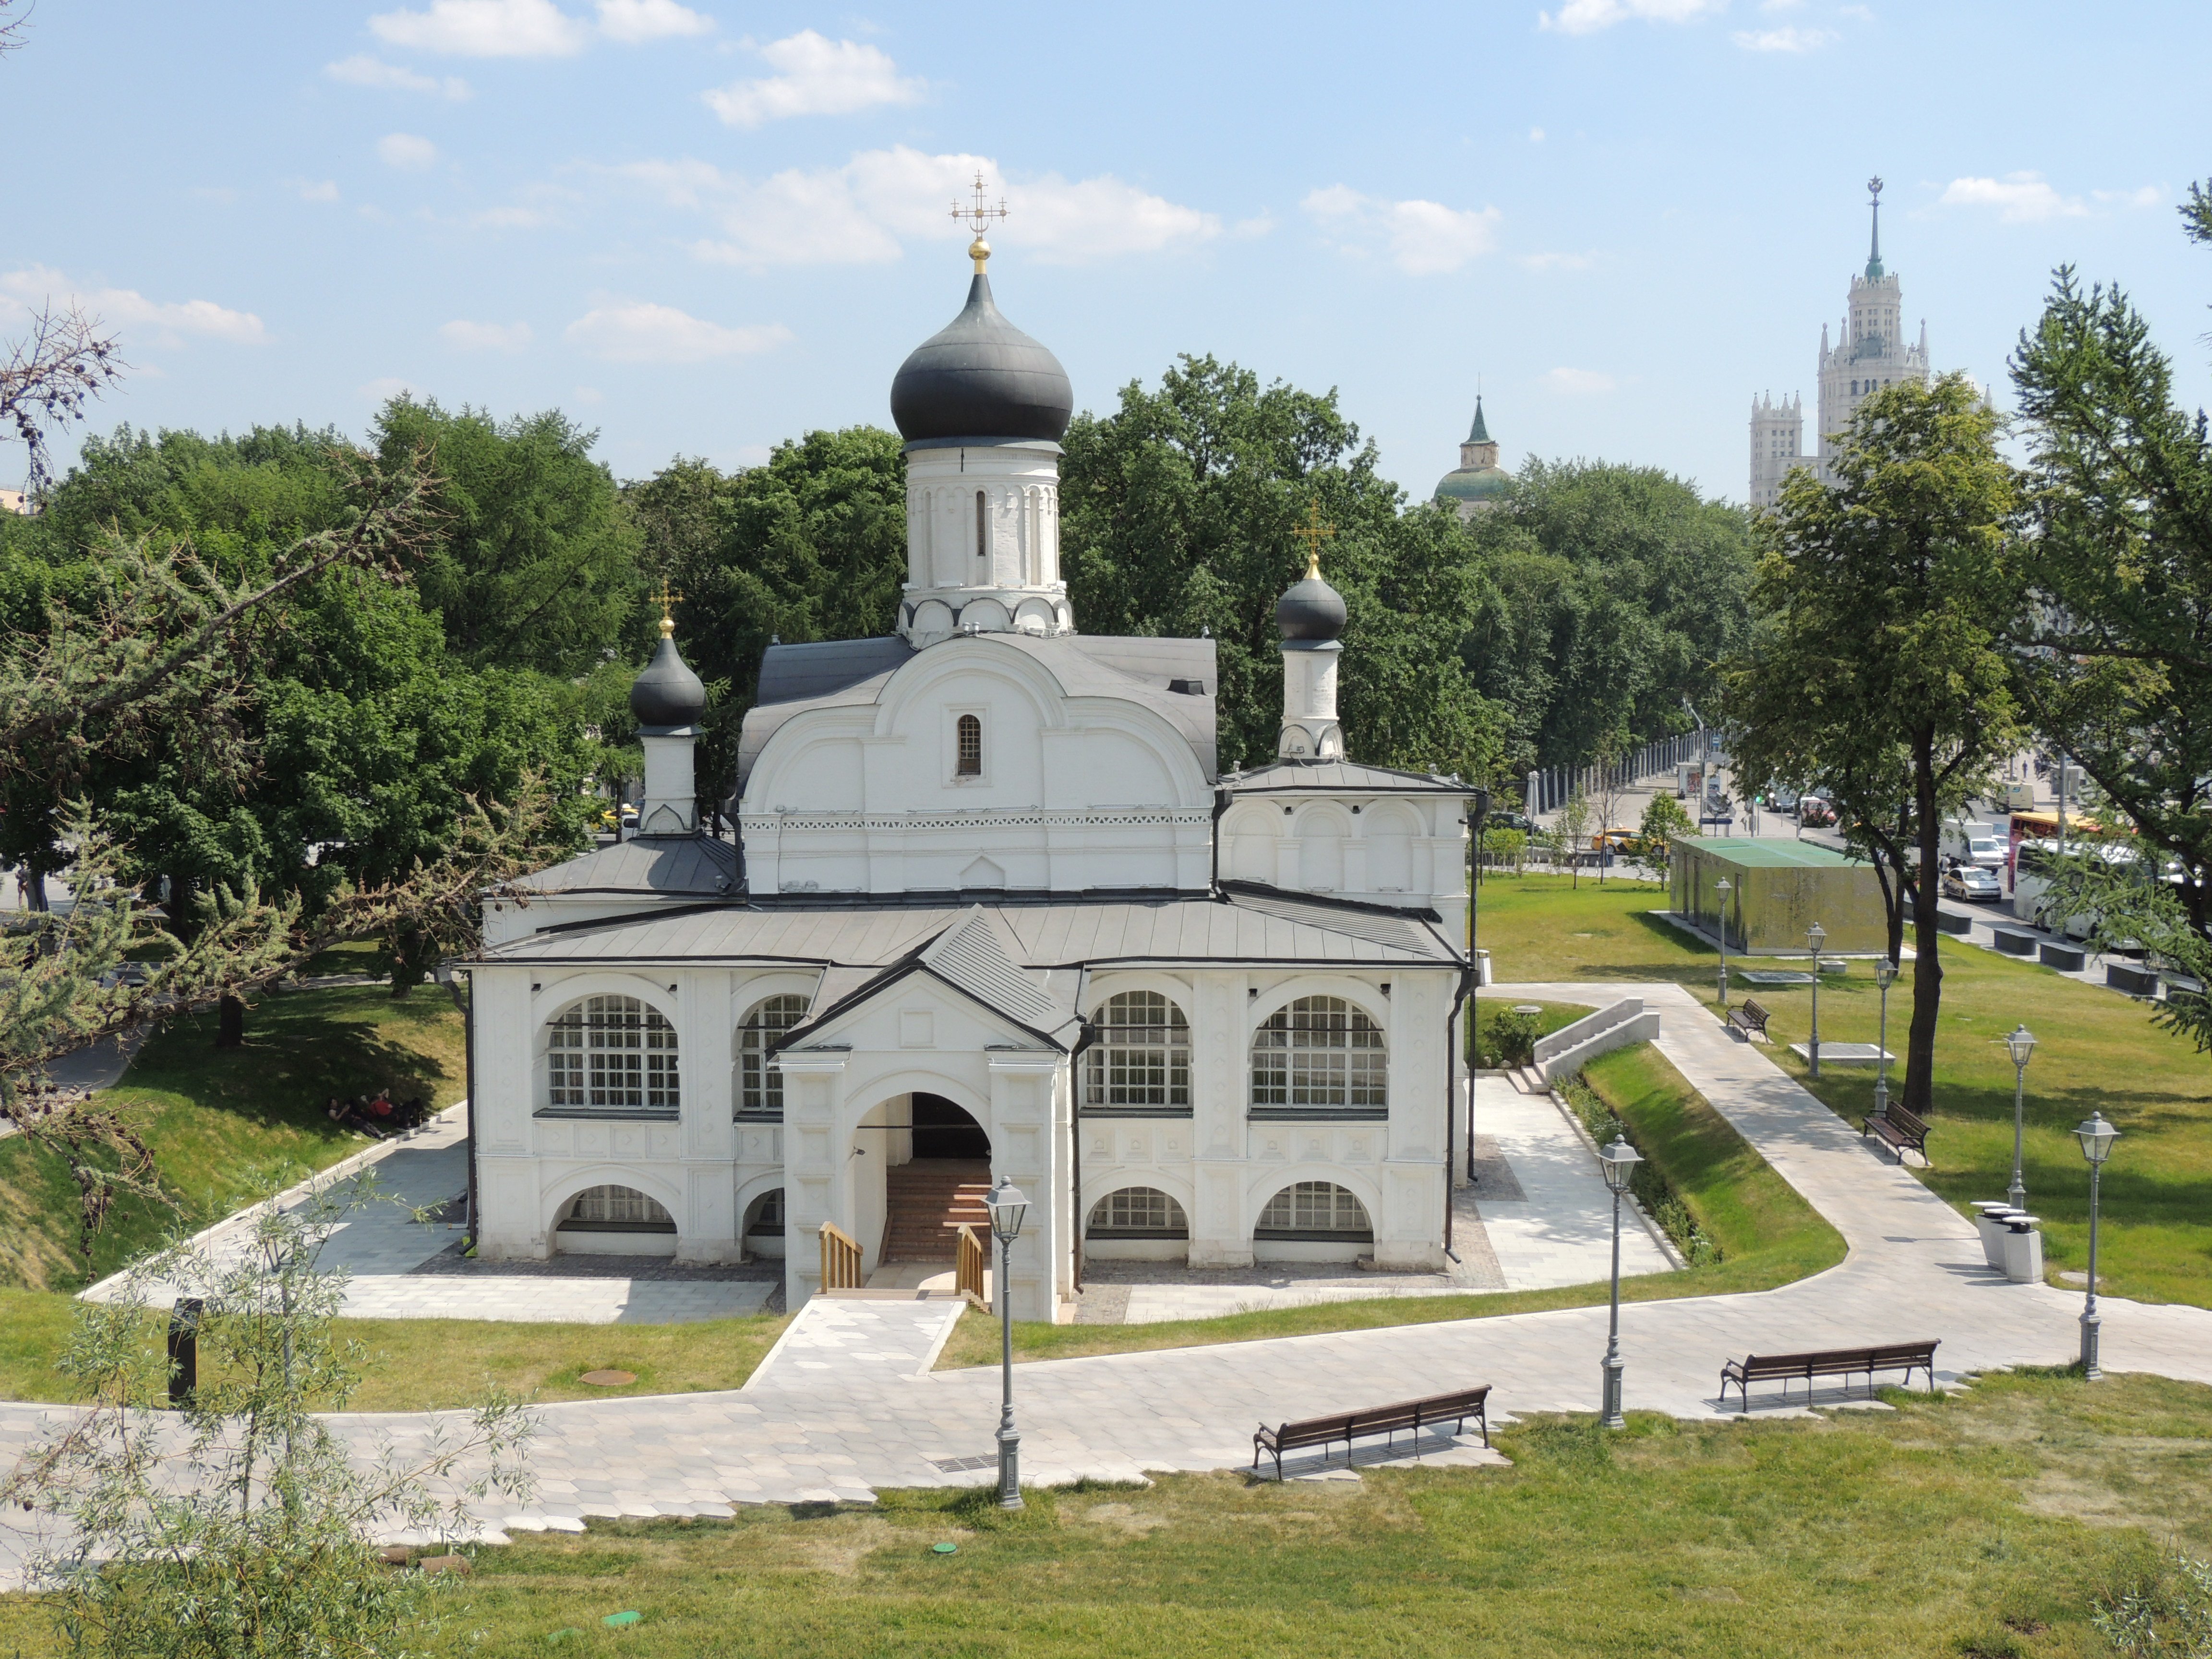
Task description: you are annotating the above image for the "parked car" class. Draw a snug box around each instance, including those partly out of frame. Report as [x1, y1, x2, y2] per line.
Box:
[1799, 797, 1837, 827]
[1941, 863, 2003, 902]
[1486, 809, 1533, 834]
[1767, 786, 1801, 812]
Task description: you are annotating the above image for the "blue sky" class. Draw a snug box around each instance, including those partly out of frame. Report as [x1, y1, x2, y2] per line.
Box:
[5, 0, 2208, 504]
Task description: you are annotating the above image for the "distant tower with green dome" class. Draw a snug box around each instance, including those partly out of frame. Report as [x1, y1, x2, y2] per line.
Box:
[1433, 397, 1512, 520]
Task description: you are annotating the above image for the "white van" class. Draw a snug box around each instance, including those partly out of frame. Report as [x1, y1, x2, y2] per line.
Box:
[1942, 820, 2005, 871]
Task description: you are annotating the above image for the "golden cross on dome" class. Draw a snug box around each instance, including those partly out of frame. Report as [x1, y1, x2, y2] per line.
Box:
[653, 582, 684, 637]
[1290, 500, 1334, 578]
[950, 172, 1009, 274]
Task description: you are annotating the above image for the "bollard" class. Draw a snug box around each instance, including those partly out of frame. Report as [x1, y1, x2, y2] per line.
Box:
[167, 1298, 204, 1407]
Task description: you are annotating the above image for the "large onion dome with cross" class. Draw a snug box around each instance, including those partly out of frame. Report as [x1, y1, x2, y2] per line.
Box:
[891, 177, 1079, 645]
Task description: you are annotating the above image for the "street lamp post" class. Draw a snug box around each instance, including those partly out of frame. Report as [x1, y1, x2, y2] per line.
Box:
[1805, 923, 1827, 1079]
[1872, 956, 1897, 1118]
[2072, 1111, 2119, 1380]
[1714, 878, 1733, 1013]
[1598, 1135, 1644, 1429]
[2003, 1025, 2037, 1211]
[985, 1177, 1030, 1509]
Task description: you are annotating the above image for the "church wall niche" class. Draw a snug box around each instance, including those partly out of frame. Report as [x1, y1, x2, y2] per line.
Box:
[1295, 804, 1350, 891]
[1364, 804, 1418, 892]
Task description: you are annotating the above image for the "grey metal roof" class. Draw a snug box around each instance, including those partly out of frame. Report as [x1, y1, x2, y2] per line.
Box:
[919, 906, 1060, 1029]
[737, 632, 1219, 790]
[509, 835, 739, 898]
[473, 888, 1459, 971]
[889, 274, 1073, 445]
[1224, 760, 1470, 797]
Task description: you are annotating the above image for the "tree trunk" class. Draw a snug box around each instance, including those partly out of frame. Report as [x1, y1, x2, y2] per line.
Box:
[216, 994, 245, 1050]
[1901, 732, 1944, 1115]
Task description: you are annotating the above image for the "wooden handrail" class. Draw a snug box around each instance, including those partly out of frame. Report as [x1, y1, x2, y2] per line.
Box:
[955, 1223, 988, 1309]
[819, 1220, 864, 1292]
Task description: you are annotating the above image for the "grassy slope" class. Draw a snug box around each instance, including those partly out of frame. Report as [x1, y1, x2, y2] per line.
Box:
[938, 1034, 1840, 1370]
[6, 1370, 2200, 1657]
[0, 980, 465, 1293]
[1474, 874, 2212, 1310]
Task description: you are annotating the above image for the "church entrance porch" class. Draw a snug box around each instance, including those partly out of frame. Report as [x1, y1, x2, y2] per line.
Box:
[875, 1094, 992, 1266]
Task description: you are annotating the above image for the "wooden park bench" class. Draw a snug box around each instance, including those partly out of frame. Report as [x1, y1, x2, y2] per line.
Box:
[1862, 1101, 1931, 1165]
[1719, 1340, 1939, 1410]
[1726, 998, 1772, 1041]
[1252, 1385, 1490, 1479]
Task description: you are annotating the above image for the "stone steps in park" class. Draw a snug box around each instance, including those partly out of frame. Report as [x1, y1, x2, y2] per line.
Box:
[880, 1159, 993, 1262]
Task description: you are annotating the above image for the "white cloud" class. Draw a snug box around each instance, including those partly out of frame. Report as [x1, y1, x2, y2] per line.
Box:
[1546, 367, 1616, 395]
[2093, 185, 2164, 209]
[1938, 171, 2088, 224]
[326, 54, 472, 96]
[563, 301, 791, 362]
[595, 0, 712, 41]
[299, 180, 341, 203]
[1301, 186, 1500, 276]
[1732, 24, 1837, 49]
[1539, 0, 1723, 35]
[0, 264, 267, 347]
[614, 146, 1219, 268]
[369, 0, 588, 57]
[377, 132, 440, 169]
[439, 318, 533, 350]
[1528, 126, 1545, 143]
[704, 30, 922, 127]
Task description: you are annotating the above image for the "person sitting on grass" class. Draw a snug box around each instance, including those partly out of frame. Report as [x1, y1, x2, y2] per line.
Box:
[397, 1095, 431, 1129]
[326, 1095, 384, 1139]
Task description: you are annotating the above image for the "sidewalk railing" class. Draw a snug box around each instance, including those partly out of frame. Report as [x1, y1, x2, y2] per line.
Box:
[1524, 731, 1727, 817]
[955, 1223, 989, 1309]
[819, 1220, 864, 1291]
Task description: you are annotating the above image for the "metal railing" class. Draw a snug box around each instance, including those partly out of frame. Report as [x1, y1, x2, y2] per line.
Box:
[1523, 731, 1729, 817]
[819, 1219, 864, 1292]
[956, 1223, 989, 1308]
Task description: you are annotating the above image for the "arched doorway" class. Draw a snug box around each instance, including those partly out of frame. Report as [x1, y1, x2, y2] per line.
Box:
[879, 1092, 991, 1264]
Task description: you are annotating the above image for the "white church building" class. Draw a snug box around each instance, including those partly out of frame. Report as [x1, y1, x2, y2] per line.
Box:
[461, 239, 1477, 1321]
[1749, 178, 1934, 509]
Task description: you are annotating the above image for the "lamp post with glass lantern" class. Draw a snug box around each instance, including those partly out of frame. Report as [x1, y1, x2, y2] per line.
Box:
[2072, 1112, 2119, 1380]
[1598, 1135, 1644, 1429]
[1872, 956, 1897, 1118]
[2003, 1025, 2037, 1211]
[1714, 878, 1733, 1013]
[985, 1177, 1029, 1509]
[1805, 923, 1827, 1078]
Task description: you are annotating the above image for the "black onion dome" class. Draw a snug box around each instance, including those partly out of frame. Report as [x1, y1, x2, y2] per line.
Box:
[630, 631, 707, 729]
[890, 274, 1073, 444]
[1276, 561, 1348, 642]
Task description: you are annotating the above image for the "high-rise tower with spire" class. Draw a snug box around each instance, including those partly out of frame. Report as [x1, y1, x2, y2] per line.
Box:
[1750, 179, 1932, 509]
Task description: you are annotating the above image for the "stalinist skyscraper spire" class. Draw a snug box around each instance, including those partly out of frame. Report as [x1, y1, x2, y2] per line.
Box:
[1749, 178, 1932, 508]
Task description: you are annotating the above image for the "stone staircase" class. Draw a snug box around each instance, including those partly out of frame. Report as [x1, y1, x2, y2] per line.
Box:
[880, 1159, 993, 1262]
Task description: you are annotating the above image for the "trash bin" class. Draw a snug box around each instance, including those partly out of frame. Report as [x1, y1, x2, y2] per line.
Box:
[1999, 1219, 2044, 1285]
[167, 1297, 204, 1407]
[1972, 1202, 2017, 1270]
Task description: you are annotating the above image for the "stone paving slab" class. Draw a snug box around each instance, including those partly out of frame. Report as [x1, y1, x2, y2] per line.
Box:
[9, 979, 2211, 1580]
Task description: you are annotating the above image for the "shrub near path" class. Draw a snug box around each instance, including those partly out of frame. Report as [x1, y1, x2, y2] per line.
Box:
[1477, 875, 2212, 1310]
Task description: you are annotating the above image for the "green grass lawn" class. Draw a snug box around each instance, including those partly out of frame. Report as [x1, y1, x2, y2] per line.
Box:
[938, 1037, 1842, 1371]
[1472, 997, 1590, 1068]
[1476, 875, 2212, 1310]
[6, 1369, 2200, 1657]
[0, 980, 466, 1292]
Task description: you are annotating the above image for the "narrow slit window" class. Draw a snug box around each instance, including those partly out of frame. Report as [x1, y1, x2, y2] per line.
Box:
[975, 489, 987, 560]
[956, 713, 982, 777]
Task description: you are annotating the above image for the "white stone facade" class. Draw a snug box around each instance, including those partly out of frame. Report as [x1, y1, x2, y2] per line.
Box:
[899, 441, 1070, 646]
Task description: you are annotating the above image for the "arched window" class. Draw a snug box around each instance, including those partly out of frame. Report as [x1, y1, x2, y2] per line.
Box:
[736, 995, 807, 1119]
[1085, 991, 1190, 1110]
[563, 1184, 675, 1230]
[545, 995, 678, 1111]
[975, 488, 987, 559]
[1255, 1181, 1372, 1240]
[1250, 996, 1385, 1112]
[956, 713, 982, 777]
[744, 1188, 784, 1238]
[1087, 1186, 1189, 1239]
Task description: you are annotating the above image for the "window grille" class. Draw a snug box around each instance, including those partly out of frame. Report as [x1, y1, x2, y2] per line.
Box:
[1086, 1186, 1189, 1238]
[1255, 1181, 1371, 1237]
[956, 713, 982, 777]
[565, 1184, 673, 1226]
[737, 995, 807, 1118]
[1250, 996, 1386, 1110]
[544, 995, 678, 1110]
[1085, 991, 1190, 1108]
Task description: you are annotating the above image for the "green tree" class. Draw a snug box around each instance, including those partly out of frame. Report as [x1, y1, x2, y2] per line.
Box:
[1062, 355, 1500, 781]
[374, 396, 645, 678]
[1639, 792, 1696, 848]
[1556, 788, 1592, 890]
[2008, 182, 2212, 936]
[1724, 373, 2022, 1114]
[1460, 460, 1754, 769]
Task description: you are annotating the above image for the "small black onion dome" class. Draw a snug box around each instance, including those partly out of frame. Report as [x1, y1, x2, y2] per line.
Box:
[629, 627, 706, 728]
[1276, 556, 1348, 642]
[890, 274, 1073, 444]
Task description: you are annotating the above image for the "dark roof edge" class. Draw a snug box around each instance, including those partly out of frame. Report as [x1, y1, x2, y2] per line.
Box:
[771, 958, 1072, 1056]
[1220, 880, 1445, 925]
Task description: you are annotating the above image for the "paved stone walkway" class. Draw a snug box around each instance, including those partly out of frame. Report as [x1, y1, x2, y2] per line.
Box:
[8, 979, 2211, 1579]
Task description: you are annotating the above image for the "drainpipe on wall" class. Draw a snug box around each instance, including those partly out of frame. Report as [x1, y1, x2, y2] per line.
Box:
[1209, 783, 1233, 897]
[1443, 965, 1475, 1262]
[458, 969, 479, 1254]
[1067, 1016, 1100, 1293]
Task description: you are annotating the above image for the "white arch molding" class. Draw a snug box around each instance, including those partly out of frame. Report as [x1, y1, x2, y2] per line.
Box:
[538, 1165, 686, 1254]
